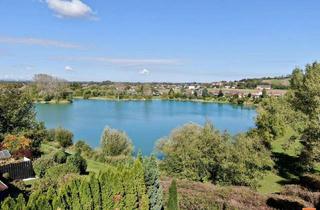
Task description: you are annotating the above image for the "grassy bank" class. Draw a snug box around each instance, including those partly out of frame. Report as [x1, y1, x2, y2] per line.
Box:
[257, 128, 302, 194]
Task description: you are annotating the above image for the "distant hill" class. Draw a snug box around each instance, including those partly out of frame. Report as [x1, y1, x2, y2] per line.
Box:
[237, 75, 291, 90]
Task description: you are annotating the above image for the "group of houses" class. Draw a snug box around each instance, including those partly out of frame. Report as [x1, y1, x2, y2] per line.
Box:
[0, 150, 35, 199]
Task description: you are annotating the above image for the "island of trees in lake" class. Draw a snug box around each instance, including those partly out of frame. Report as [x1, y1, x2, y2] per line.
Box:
[0, 62, 320, 209]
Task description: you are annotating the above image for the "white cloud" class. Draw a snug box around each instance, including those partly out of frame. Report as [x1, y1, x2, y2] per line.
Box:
[0, 36, 82, 49]
[52, 56, 180, 66]
[64, 65, 73, 71]
[139, 68, 150, 75]
[46, 0, 96, 19]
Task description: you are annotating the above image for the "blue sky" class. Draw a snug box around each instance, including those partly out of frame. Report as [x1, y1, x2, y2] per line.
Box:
[0, 0, 319, 82]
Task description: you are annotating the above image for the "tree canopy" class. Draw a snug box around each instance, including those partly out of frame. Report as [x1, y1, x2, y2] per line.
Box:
[100, 127, 133, 156]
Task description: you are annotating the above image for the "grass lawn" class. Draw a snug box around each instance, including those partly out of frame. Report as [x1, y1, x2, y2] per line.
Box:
[257, 172, 286, 194]
[257, 127, 302, 194]
[271, 127, 302, 157]
[40, 142, 109, 173]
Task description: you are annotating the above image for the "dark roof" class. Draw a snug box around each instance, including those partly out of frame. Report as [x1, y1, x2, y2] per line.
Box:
[0, 160, 35, 180]
[0, 150, 11, 160]
[0, 180, 8, 192]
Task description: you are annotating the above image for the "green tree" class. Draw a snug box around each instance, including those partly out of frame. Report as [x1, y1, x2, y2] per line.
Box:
[289, 62, 320, 170]
[0, 86, 45, 154]
[256, 97, 290, 146]
[158, 122, 272, 187]
[70, 179, 82, 210]
[219, 134, 273, 187]
[143, 155, 163, 210]
[202, 88, 209, 98]
[74, 140, 94, 158]
[0, 87, 37, 137]
[33, 156, 56, 178]
[55, 127, 73, 148]
[261, 88, 268, 98]
[66, 152, 87, 174]
[218, 89, 224, 97]
[168, 88, 175, 99]
[99, 171, 114, 209]
[100, 127, 133, 156]
[14, 194, 26, 210]
[167, 179, 179, 210]
[133, 159, 149, 210]
[89, 174, 102, 210]
[53, 149, 68, 163]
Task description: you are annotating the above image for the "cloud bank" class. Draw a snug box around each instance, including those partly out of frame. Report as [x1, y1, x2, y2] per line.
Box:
[46, 0, 96, 19]
[52, 56, 180, 66]
[0, 36, 82, 49]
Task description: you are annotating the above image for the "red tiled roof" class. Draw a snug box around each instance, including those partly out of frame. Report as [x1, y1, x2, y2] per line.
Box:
[0, 180, 8, 191]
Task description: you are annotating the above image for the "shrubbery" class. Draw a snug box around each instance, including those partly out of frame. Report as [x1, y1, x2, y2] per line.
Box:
[54, 127, 73, 148]
[45, 163, 79, 180]
[158, 122, 273, 187]
[2, 160, 150, 210]
[100, 127, 133, 156]
[66, 152, 87, 174]
[53, 149, 68, 163]
[33, 155, 55, 178]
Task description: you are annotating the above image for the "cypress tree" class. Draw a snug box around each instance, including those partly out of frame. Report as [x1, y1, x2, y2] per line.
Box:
[167, 179, 179, 210]
[143, 155, 163, 210]
[15, 194, 26, 210]
[1, 197, 16, 210]
[26, 190, 40, 210]
[64, 185, 74, 208]
[123, 169, 137, 210]
[99, 171, 114, 209]
[70, 179, 82, 210]
[112, 171, 125, 210]
[46, 186, 57, 209]
[79, 179, 94, 210]
[133, 159, 149, 210]
[89, 174, 102, 210]
[52, 190, 68, 210]
[36, 195, 51, 210]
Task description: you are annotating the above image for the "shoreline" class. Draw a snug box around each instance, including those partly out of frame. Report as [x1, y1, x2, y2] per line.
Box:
[34, 97, 257, 108]
[34, 100, 72, 104]
[72, 96, 257, 107]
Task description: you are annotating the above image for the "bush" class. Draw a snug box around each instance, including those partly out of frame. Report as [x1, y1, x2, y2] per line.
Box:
[300, 174, 320, 191]
[281, 185, 320, 206]
[66, 153, 87, 174]
[45, 164, 79, 180]
[93, 153, 133, 166]
[100, 127, 133, 156]
[266, 195, 310, 210]
[55, 127, 73, 148]
[73, 140, 94, 158]
[53, 150, 68, 164]
[47, 129, 56, 141]
[158, 122, 273, 187]
[33, 156, 55, 178]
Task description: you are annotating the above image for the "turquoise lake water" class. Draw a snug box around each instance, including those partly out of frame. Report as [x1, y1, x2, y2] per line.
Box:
[35, 99, 256, 155]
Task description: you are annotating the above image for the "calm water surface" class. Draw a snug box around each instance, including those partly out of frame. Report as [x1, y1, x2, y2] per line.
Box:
[35, 99, 256, 155]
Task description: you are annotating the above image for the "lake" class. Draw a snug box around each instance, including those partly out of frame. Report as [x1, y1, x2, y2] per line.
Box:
[35, 99, 256, 155]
